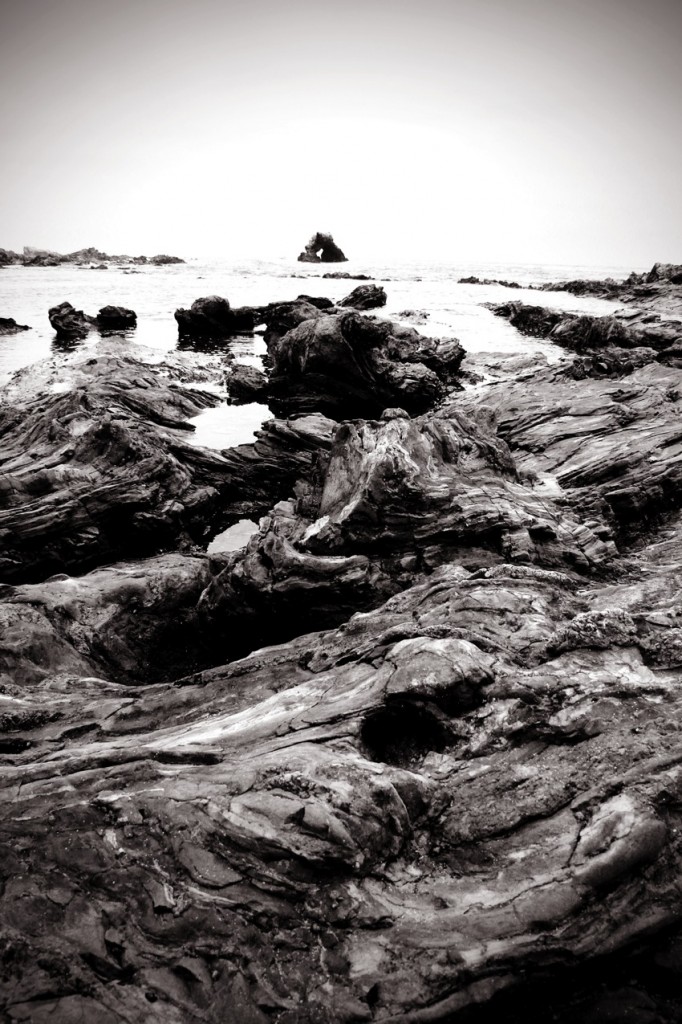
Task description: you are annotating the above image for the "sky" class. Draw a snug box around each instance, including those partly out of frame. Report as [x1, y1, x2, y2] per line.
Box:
[0, 0, 680, 266]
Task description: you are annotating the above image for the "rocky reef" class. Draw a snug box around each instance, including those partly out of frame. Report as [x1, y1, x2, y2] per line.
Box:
[0, 316, 30, 335]
[297, 231, 348, 263]
[4, 267, 682, 1024]
[48, 301, 138, 338]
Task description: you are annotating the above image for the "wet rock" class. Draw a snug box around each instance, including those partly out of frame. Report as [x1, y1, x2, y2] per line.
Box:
[459, 275, 522, 288]
[295, 294, 335, 309]
[0, 316, 30, 335]
[225, 363, 269, 403]
[174, 295, 258, 338]
[0, 248, 21, 265]
[0, 355, 333, 582]
[4, 524, 682, 1020]
[96, 305, 137, 331]
[338, 284, 387, 310]
[322, 272, 373, 280]
[48, 301, 96, 338]
[297, 231, 348, 263]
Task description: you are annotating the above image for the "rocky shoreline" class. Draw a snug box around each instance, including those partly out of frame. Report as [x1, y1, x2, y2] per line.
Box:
[0, 245, 184, 268]
[2, 262, 682, 1023]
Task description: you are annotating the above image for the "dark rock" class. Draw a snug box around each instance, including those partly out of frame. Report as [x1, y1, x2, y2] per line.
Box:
[149, 254, 185, 265]
[296, 294, 335, 309]
[459, 275, 522, 288]
[225, 364, 269, 403]
[24, 245, 62, 266]
[338, 284, 387, 310]
[322, 272, 373, 280]
[19, 245, 185, 266]
[297, 231, 348, 263]
[0, 248, 21, 265]
[48, 301, 96, 338]
[266, 311, 465, 418]
[0, 316, 30, 335]
[96, 305, 137, 331]
[174, 296, 258, 338]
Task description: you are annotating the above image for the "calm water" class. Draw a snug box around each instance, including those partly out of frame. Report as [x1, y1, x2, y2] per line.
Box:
[0, 256, 637, 381]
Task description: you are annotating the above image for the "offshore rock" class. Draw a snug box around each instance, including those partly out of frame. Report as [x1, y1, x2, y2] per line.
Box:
[0, 248, 21, 265]
[0, 316, 30, 335]
[267, 311, 465, 418]
[338, 283, 387, 309]
[96, 305, 137, 331]
[174, 295, 258, 338]
[322, 271, 373, 280]
[48, 301, 96, 338]
[297, 231, 348, 263]
[459, 275, 522, 288]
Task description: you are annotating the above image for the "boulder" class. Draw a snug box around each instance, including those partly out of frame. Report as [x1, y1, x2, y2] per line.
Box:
[297, 231, 348, 263]
[338, 283, 387, 309]
[225, 363, 269, 403]
[48, 301, 96, 338]
[96, 305, 137, 330]
[174, 295, 258, 337]
[267, 311, 465, 418]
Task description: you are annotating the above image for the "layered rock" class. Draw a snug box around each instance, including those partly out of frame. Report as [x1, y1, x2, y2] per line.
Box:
[3, 517, 682, 1021]
[0, 355, 333, 582]
[200, 404, 615, 655]
[297, 231, 348, 263]
[174, 295, 259, 338]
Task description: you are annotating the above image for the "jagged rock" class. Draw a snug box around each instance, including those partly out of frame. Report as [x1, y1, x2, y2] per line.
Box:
[459, 359, 682, 541]
[200, 404, 615, 655]
[174, 295, 258, 337]
[96, 305, 137, 330]
[295, 294, 335, 309]
[491, 301, 682, 356]
[48, 301, 96, 338]
[297, 231, 348, 263]
[338, 283, 387, 309]
[225, 363, 269, 403]
[267, 311, 465, 418]
[0, 355, 334, 582]
[0, 317, 30, 335]
[3, 518, 682, 1020]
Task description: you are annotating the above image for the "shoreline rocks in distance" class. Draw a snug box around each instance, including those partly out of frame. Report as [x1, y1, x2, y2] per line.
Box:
[297, 230, 348, 263]
[1, 245, 184, 267]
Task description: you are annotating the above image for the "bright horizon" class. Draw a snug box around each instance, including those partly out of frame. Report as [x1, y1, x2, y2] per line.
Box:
[1, 0, 680, 267]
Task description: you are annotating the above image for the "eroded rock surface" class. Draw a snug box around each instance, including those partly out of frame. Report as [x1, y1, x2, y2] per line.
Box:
[297, 231, 348, 263]
[174, 295, 258, 338]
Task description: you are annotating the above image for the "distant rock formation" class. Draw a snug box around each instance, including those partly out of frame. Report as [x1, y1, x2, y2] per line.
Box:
[297, 231, 348, 263]
[7, 245, 185, 267]
[0, 316, 30, 335]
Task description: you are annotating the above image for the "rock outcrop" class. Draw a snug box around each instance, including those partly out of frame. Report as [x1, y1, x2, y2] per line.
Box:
[0, 316, 30, 335]
[297, 231, 348, 263]
[20, 245, 185, 266]
[48, 301, 96, 338]
[338, 283, 387, 309]
[96, 305, 137, 330]
[266, 311, 465, 418]
[174, 296, 259, 338]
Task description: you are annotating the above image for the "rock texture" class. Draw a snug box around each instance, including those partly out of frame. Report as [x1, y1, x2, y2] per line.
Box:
[6, 271, 682, 1023]
[17, 245, 185, 266]
[297, 231, 348, 263]
[48, 301, 97, 338]
[96, 305, 137, 331]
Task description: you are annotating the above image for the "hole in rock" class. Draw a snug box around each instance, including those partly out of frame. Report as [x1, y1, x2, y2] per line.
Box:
[361, 698, 457, 768]
[207, 519, 258, 554]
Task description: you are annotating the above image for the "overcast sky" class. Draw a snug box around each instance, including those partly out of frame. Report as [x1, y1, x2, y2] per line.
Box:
[1, 0, 680, 265]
